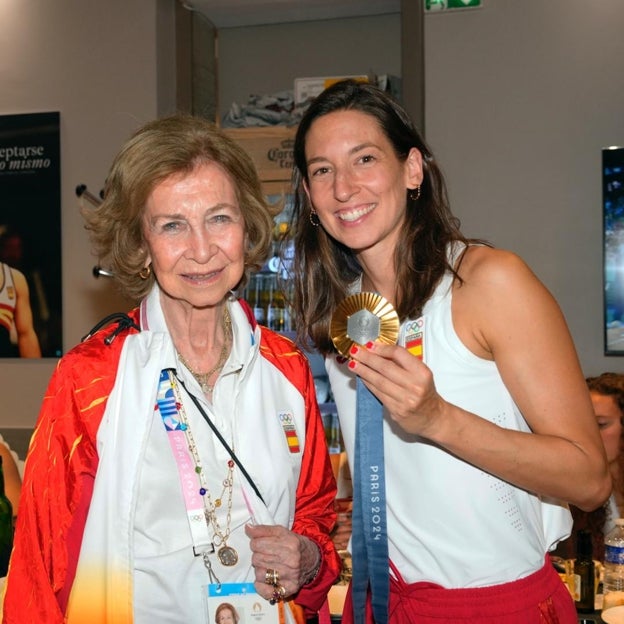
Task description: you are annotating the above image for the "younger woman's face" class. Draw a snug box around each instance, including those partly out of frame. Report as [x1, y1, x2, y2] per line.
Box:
[591, 391, 623, 465]
[303, 109, 422, 259]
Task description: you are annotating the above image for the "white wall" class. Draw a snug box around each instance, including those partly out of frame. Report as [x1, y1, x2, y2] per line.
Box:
[0, 0, 175, 428]
[424, 0, 624, 375]
[216, 14, 401, 119]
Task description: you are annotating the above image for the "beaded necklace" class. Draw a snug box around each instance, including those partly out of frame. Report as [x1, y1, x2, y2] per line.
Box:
[167, 371, 239, 567]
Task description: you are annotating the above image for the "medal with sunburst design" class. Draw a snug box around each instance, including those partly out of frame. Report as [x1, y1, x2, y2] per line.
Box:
[330, 292, 399, 357]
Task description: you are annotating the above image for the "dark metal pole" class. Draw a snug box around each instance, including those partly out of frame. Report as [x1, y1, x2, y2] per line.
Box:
[401, 0, 425, 135]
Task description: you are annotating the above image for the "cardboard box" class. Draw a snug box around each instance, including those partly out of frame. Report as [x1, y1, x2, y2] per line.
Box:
[222, 126, 296, 183]
[294, 75, 369, 104]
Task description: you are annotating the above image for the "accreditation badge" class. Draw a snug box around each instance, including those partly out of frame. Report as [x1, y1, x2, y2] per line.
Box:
[204, 583, 279, 624]
[400, 317, 425, 360]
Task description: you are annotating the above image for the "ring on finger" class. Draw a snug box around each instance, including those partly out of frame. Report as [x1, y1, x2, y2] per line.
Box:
[265, 568, 279, 586]
[269, 584, 286, 605]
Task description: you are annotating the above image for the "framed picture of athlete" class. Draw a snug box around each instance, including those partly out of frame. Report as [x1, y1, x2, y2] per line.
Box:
[0, 111, 62, 358]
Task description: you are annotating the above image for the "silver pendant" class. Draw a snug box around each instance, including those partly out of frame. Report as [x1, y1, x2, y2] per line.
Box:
[217, 545, 238, 566]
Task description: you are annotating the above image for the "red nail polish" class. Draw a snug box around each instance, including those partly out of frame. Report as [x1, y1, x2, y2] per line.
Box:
[350, 345, 358, 355]
[365, 341, 374, 349]
[348, 360, 356, 370]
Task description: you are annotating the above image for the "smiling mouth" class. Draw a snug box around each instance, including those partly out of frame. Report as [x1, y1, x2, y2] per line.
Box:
[184, 269, 222, 282]
[337, 204, 375, 223]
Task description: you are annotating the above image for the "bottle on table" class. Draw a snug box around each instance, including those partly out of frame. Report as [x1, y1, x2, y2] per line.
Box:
[573, 529, 595, 613]
[268, 277, 288, 332]
[244, 274, 255, 310]
[252, 274, 267, 325]
[259, 274, 272, 326]
[0, 455, 14, 577]
[328, 412, 342, 455]
[603, 518, 624, 610]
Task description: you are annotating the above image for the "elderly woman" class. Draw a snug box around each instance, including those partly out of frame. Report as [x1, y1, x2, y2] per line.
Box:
[2, 115, 340, 623]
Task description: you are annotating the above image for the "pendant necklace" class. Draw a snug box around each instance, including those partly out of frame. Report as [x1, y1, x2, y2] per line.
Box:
[168, 372, 239, 567]
[177, 308, 232, 395]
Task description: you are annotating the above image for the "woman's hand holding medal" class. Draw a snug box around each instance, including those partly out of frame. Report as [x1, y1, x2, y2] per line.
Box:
[332, 292, 445, 439]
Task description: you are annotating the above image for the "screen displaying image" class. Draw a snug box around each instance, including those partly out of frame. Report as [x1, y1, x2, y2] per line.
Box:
[603, 146, 624, 354]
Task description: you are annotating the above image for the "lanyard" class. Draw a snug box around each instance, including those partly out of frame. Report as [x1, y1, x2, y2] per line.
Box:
[173, 372, 265, 505]
[351, 377, 389, 624]
[155, 369, 214, 556]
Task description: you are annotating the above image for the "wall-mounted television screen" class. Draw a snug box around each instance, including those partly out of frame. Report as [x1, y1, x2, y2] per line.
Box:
[603, 146, 624, 355]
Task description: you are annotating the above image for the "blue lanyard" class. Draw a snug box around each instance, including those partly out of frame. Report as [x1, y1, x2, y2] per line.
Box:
[351, 377, 389, 623]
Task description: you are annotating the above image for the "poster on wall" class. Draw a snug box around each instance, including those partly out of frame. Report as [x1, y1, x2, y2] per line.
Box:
[0, 111, 62, 358]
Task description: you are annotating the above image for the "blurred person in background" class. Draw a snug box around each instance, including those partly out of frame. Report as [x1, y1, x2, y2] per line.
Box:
[553, 372, 624, 561]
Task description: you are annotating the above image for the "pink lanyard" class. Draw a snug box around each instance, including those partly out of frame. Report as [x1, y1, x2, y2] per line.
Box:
[155, 368, 214, 557]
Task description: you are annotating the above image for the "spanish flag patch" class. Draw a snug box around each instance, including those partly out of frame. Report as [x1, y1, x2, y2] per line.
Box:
[279, 411, 300, 453]
[404, 317, 425, 360]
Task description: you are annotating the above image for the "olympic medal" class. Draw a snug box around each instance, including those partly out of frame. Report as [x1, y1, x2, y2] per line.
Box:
[217, 545, 239, 566]
[330, 292, 399, 358]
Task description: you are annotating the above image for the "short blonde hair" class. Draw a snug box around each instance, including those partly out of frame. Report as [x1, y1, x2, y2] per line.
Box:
[83, 115, 278, 301]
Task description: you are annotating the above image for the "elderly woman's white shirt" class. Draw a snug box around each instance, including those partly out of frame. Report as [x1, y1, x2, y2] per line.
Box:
[66, 286, 306, 623]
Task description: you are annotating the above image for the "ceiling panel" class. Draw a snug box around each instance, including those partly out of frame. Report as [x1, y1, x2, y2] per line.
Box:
[183, 0, 400, 28]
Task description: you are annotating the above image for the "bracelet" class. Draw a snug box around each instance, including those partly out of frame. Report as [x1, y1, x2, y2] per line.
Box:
[302, 544, 322, 586]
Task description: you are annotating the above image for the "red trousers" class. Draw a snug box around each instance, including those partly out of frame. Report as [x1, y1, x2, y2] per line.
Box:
[340, 557, 577, 623]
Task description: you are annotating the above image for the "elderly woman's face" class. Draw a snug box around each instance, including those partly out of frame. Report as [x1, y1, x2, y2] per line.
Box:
[591, 391, 623, 465]
[217, 608, 236, 624]
[142, 162, 246, 309]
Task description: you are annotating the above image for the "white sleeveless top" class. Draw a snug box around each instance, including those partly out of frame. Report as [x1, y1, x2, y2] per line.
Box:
[326, 247, 572, 588]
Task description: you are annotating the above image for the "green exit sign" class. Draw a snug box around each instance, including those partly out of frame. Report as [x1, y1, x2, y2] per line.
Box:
[426, 0, 482, 10]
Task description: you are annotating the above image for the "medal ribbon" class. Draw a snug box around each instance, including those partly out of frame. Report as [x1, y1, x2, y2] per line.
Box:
[155, 369, 213, 555]
[351, 376, 389, 624]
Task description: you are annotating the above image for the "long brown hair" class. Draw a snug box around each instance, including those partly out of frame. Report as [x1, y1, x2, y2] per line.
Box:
[288, 80, 484, 353]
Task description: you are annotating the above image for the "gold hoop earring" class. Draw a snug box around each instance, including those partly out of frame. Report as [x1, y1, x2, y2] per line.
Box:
[408, 186, 421, 201]
[139, 265, 152, 280]
[309, 209, 320, 227]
